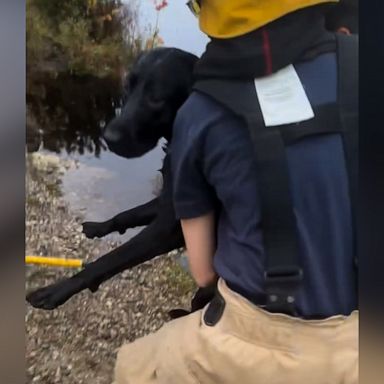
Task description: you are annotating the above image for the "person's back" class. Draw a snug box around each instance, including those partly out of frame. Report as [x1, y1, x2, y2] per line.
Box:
[170, 1, 358, 382]
[112, 2, 358, 383]
[173, 49, 357, 318]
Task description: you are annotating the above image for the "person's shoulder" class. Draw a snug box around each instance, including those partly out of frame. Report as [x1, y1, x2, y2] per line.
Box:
[182, 91, 227, 113]
[294, 52, 337, 107]
[174, 91, 231, 132]
[173, 90, 248, 147]
[294, 52, 337, 79]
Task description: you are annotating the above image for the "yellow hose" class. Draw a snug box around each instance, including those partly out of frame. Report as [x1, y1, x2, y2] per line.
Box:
[26, 256, 84, 268]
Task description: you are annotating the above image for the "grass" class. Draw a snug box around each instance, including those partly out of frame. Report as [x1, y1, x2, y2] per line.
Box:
[26, 196, 41, 208]
[45, 180, 63, 197]
[163, 256, 196, 297]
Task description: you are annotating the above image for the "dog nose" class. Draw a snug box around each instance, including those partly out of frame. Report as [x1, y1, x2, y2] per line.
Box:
[103, 125, 121, 144]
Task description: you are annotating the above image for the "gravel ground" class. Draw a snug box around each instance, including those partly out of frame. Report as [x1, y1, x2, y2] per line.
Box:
[26, 152, 195, 384]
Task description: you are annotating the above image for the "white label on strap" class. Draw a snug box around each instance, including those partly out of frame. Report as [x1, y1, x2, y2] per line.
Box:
[254, 64, 314, 127]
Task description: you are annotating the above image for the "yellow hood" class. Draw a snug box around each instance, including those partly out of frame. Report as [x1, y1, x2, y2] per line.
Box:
[199, 0, 338, 38]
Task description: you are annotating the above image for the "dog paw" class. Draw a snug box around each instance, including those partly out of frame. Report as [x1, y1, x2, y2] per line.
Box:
[26, 277, 86, 310]
[82, 221, 111, 239]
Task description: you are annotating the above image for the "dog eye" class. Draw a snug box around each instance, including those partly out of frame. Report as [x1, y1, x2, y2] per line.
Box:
[147, 95, 165, 110]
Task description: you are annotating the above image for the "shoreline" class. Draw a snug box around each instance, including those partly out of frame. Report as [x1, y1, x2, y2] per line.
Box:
[26, 152, 194, 384]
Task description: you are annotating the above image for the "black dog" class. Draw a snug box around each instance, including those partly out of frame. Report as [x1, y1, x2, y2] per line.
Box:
[27, 48, 215, 314]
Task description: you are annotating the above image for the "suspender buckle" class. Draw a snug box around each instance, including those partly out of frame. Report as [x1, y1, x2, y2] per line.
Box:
[264, 267, 303, 315]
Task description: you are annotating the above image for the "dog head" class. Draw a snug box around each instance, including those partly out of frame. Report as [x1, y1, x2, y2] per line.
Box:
[103, 48, 198, 158]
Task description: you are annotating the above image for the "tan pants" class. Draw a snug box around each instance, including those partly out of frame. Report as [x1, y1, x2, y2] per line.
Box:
[113, 279, 358, 384]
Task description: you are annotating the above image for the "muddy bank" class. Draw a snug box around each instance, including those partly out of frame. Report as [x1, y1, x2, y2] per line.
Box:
[26, 153, 195, 384]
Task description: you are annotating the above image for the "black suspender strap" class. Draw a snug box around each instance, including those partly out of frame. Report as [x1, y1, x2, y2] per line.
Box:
[336, 34, 358, 267]
[279, 103, 341, 144]
[194, 79, 302, 315]
[246, 115, 302, 315]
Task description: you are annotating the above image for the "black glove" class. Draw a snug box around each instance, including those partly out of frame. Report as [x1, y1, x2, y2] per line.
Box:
[168, 284, 217, 319]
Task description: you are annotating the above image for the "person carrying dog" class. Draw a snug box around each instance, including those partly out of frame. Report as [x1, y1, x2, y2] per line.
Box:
[112, 1, 358, 383]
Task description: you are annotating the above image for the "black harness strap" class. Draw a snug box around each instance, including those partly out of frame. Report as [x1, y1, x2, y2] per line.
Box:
[248, 118, 303, 315]
[279, 103, 341, 144]
[195, 79, 302, 315]
[336, 34, 358, 266]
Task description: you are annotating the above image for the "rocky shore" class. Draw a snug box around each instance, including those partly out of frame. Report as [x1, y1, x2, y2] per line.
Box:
[26, 153, 195, 384]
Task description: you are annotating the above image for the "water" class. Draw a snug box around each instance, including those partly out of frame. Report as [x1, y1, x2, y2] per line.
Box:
[27, 71, 165, 242]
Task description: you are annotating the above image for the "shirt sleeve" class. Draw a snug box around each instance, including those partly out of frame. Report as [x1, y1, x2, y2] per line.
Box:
[171, 116, 217, 219]
[171, 95, 257, 221]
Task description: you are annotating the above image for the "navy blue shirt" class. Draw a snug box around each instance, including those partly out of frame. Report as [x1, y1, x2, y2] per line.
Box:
[171, 53, 357, 318]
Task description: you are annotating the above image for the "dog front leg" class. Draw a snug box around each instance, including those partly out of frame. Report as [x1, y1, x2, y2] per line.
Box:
[80, 216, 184, 292]
[82, 197, 159, 238]
[26, 216, 184, 310]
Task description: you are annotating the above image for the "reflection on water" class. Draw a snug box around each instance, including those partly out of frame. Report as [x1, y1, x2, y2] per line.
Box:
[27, 71, 165, 241]
[27, 71, 123, 156]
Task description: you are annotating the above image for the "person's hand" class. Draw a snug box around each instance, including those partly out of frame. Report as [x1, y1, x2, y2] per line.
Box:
[168, 285, 216, 319]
